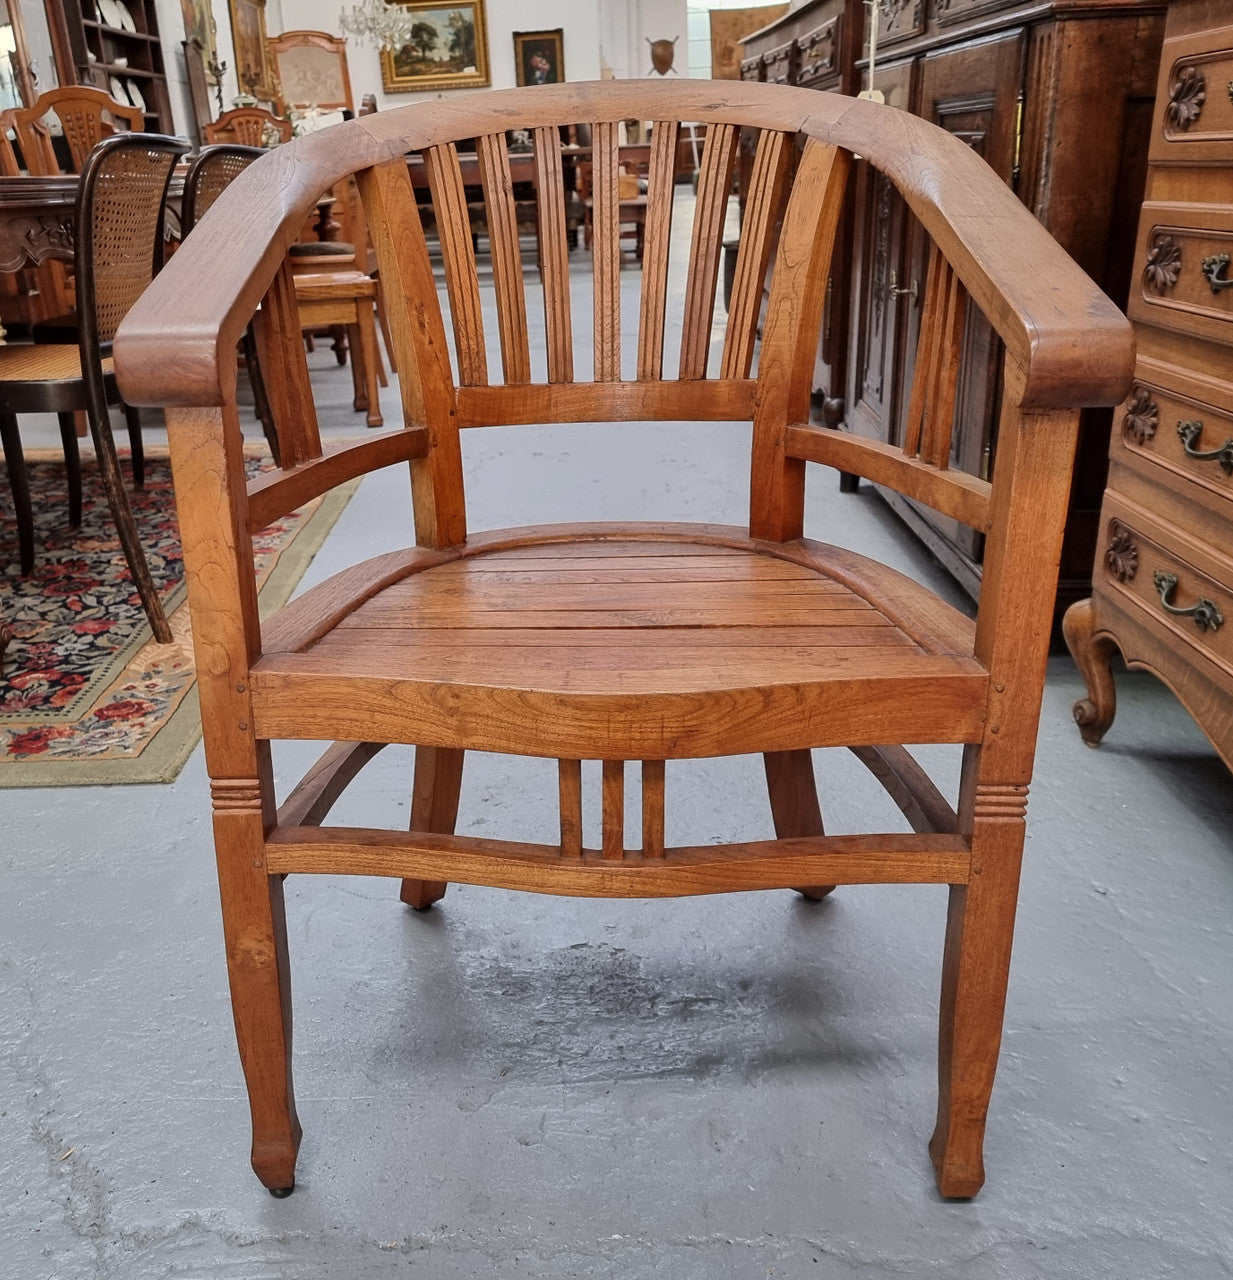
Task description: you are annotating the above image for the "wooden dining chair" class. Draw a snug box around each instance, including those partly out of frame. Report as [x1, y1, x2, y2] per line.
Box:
[204, 107, 292, 148]
[1, 132, 187, 640]
[114, 81, 1134, 1200]
[9, 85, 145, 176]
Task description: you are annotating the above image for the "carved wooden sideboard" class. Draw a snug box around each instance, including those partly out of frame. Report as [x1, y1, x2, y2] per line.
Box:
[1065, 0, 1233, 772]
[742, 0, 1166, 631]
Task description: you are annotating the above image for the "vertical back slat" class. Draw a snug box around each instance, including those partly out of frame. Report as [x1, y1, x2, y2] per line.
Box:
[357, 159, 466, 547]
[636, 121, 679, 381]
[748, 139, 851, 541]
[902, 243, 944, 459]
[476, 131, 531, 384]
[924, 266, 966, 469]
[641, 760, 665, 858]
[423, 143, 487, 387]
[592, 121, 622, 382]
[679, 122, 740, 381]
[721, 128, 790, 380]
[533, 125, 574, 383]
[558, 758, 582, 857]
[602, 759, 624, 859]
[253, 258, 319, 468]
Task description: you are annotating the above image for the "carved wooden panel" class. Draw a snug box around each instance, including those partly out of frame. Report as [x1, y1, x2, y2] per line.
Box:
[762, 39, 796, 85]
[1130, 204, 1233, 342]
[933, 0, 1023, 28]
[874, 0, 925, 49]
[796, 16, 841, 87]
[1148, 23, 1233, 164]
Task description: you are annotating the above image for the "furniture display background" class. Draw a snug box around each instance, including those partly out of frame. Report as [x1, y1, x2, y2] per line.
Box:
[56, 0, 174, 132]
[513, 28, 564, 87]
[268, 28, 353, 114]
[1065, 0, 1233, 773]
[380, 0, 491, 93]
[742, 0, 1167, 635]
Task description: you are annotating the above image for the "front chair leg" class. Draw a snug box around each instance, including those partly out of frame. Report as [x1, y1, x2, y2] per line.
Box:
[88, 402, 170, 642]
[401, 746, 465, 910]
[930, 781, 1027, 1199]
[56, 413, 83, 528]
[213, 775, 301, 1194]
[123, 404, 144, 489]
[763, 749, 834, 900]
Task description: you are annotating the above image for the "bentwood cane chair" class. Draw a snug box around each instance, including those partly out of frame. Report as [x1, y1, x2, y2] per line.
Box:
[1, 132, 188, 639]
[114, 81, 1134, 1199]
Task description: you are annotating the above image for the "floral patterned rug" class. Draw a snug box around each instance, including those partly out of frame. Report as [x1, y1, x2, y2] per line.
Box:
[0, 445, 354, 787]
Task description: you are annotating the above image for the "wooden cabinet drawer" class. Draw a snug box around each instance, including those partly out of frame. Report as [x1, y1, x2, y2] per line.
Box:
[876, 0, 924, 49]
[1116, 374, 1233, 508]
[1130, 203, 1233, 342]
[763, 39, 796, 85]
[796, 17, 841, 87]
[1148, 22, 1233, 166]
[1099, 494, 1233, 681]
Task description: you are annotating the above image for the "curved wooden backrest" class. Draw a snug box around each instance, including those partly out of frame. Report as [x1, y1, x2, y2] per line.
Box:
[10, 85, 146, 176]
[116, 80, 1133, 556]
[268, 29, 354, 115]
[204, 107, 292, 148]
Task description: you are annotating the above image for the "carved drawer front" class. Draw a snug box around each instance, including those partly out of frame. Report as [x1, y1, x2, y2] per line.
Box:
[1148, 23, 1233, 165]
[763, 39, 797, 85]
[1131, 204, 1233, 343]
[1100, 499, 1233, 680]
[1118, 378, 1233, 502]
[796, 17, 841, 88]
[874, 0, 925, 49]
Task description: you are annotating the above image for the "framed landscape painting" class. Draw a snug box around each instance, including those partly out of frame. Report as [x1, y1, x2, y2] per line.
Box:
[513, 29, 565, 86]
[381, 1, 491, 93]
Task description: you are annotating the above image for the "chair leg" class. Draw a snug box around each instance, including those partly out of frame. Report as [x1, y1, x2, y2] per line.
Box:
[0, 412, 34, 576]
[763, 749, 834, 900]
[56, 413, 83, 529]
[355, 306, 384, 428]
[374, 278, 397, 374]
[929, 754, 1027, 1199]
[347, 323, 366, 413]
[401, 746, 465, 910]
[123, 404, 144, 490]
[88, 402, 171, 642]
[331, 325, 348, 366]
[213, 765, 301, 1194]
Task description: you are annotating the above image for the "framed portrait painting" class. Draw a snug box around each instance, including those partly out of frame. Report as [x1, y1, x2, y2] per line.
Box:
[381, 1, 491, 93]
[513, 29, 564, 87]
[227, 0, 277, 102]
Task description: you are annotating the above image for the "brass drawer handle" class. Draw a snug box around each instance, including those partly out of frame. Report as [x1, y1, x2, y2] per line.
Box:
[1201, 252, 1233, 293]
[886, 270, 917, 303]
[1178, 419, 1233, 475]
[1153, 570, 1224, 633]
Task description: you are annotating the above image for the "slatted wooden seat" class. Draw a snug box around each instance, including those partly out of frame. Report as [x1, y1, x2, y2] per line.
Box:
[114, 80, 1134, 1202]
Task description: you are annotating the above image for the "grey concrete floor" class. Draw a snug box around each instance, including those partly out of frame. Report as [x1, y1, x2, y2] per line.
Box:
[3, 194, 1232, 1278]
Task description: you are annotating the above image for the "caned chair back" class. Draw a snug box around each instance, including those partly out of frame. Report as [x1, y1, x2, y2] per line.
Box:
[183, 144, 265, 235]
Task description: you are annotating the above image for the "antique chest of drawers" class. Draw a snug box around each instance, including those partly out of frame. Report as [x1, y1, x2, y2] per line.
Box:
[1065, 0, 1233, 771]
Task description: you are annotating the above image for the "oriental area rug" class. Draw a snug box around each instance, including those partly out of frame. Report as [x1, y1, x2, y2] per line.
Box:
[0, 445, 354, 787]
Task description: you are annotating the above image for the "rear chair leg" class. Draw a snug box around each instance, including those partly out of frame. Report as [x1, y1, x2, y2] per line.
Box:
[212, 764, 301, 1195]
[930, 767, 1028, 1199]
[401, 746, 465, 910]
[1, 412, 34, 575]
[763, 749, 834, 900]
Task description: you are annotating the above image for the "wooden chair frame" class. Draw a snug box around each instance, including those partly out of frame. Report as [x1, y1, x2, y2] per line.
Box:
[114, 81, 1133, 1200]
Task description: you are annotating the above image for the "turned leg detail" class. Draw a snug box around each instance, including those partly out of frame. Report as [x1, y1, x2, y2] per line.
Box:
[1062, 598, 1119, 747]
[401, 746, 465, 910]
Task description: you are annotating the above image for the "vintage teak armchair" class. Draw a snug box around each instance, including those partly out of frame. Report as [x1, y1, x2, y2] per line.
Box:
[114, 81, 1133, 1200]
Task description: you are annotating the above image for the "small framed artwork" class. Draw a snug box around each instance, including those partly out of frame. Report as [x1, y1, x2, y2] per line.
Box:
[513, 29, 565, 86]
[381, 1, 491, 94]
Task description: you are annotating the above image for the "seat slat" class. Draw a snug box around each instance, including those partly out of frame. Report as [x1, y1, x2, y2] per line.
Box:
[592, 121, 621, 381]
[423, 142, 488, 386]
[636, 121, 679, 381]
[476, 131, 531, 384]
[533, 125, 574, 383]
[679, 123, 740, 380]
